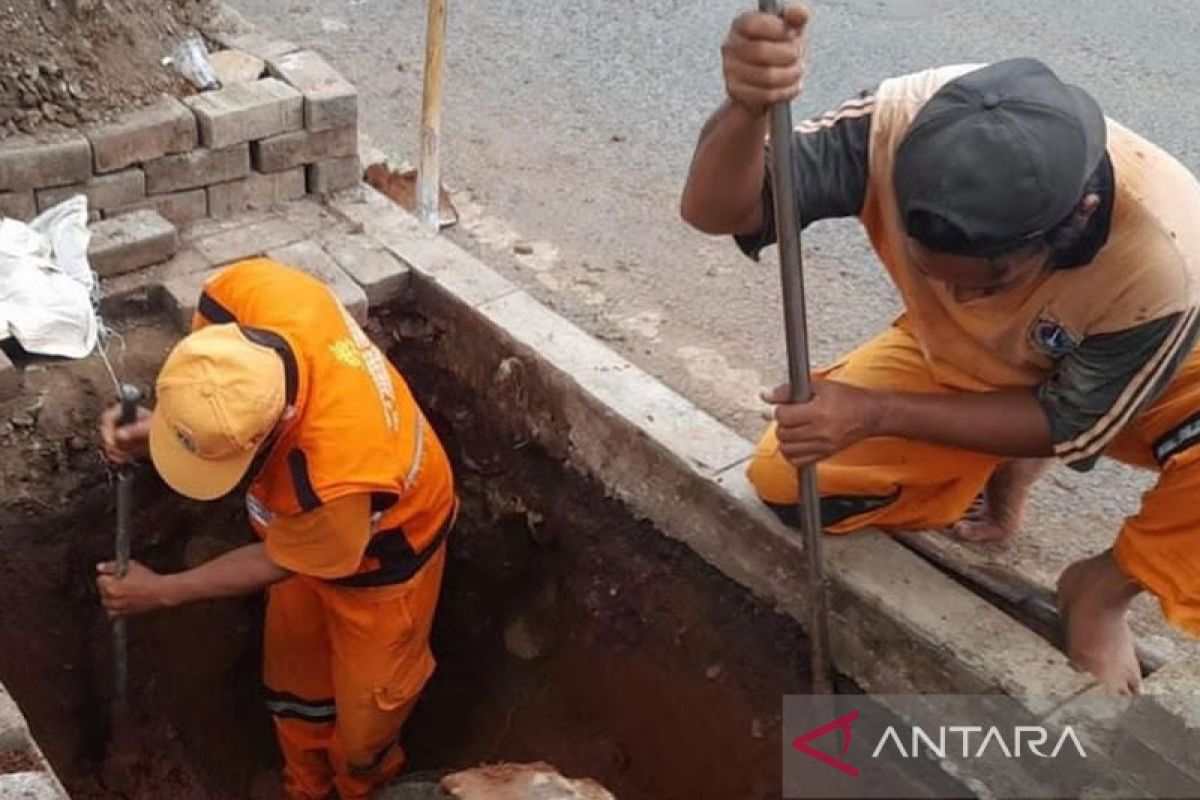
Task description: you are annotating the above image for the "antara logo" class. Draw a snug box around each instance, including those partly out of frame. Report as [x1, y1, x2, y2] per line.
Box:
[872, 725, 1088, 760]
[792, 709, 1088, 778]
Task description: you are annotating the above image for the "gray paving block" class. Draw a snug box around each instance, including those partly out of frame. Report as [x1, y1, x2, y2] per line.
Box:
[160, 268, 219, 332]
[266, 50, 358, 132]
[0, 191, 35, 220]
[207, 168, 306, 218]
[252, 126, 357, 173]
[109, 189, 209, 226]
[88, 209, 179, 278]
[184, 78, 304, 149]
[144, 144, 250, 194]
[99, 249, 211, 319]
[265, 239, 368, 323]
[306, 156, 360, 194]
[0, 133, 91, 192]
[192, 215, 305, 266]
[319, 230, 411, 307]
[84, 97, 197, 173]
[36, 169, 145, 213]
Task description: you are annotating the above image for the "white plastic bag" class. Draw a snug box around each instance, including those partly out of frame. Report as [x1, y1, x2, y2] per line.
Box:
[0, 195, 98, 358]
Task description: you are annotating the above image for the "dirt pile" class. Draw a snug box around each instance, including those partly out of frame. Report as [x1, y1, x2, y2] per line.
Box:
[0, 0, 216, 139]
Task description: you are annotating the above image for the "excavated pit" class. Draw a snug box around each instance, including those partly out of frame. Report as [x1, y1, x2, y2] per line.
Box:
[0, 310, 826, 800]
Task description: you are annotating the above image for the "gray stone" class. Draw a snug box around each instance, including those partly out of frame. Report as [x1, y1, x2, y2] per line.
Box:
[184, 78, 304, 149]
[144, 145, 250, 194]
[0, 133, 91, 192]
[252, 126, 357, 173]
[192, 216, 305, 266]
[209, 49, 266, 85]
[0, 771, 66, 799]
[36, 169, 145, 213]
[266, 50, 358, 132]
[87, 210, 178, 278]
[84, 97, 197, 174]
[318, 231, 410, 306]
[0, 684, 29, 753]
[207, 168, 306, 218]
[264, 239, 368, 323]
[306, 156, 361, 194]
[0, 191, 36, 220]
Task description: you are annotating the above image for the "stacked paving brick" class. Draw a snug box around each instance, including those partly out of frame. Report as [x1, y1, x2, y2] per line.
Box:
[0, 48, 360, 227]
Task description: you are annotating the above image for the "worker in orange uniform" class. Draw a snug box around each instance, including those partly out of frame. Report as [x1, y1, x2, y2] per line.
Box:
[96, 258, 457, 799]
[682, 5, 1200, 695]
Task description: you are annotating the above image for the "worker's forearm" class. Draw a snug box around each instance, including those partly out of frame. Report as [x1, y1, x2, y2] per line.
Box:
[160, 543, 290, 606]
[680, 100, 769, 235]
[872, 389, 1054, 458]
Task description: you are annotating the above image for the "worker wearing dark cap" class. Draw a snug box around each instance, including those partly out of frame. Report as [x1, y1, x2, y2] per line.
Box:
[681, 4, 1200, 694]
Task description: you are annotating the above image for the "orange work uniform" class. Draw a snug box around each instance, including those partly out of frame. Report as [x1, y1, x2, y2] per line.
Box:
[740, 64, 1200, 635]
[193, 259, 457, 799]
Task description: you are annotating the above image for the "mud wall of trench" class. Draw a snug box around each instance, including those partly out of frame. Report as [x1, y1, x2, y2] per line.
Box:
[0, 309, 852, 800]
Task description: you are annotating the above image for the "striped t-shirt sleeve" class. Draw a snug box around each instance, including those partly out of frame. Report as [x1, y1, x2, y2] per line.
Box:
[735, 90, 875, 260]
[1039, 308, 1200, 470]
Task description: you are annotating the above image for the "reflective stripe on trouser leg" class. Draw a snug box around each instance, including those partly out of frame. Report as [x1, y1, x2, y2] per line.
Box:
[264, 576, 337, 800]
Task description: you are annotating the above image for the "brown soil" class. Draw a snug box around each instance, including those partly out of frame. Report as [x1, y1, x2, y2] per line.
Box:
[0, 0, 215, 138]
[0, 748, 41, 774]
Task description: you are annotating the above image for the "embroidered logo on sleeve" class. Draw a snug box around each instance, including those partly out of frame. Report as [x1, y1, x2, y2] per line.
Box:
[1029, 314, 1081, 359]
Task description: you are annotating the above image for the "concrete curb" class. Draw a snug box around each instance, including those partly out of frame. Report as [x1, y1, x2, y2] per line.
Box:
[0, 685, 67, 799]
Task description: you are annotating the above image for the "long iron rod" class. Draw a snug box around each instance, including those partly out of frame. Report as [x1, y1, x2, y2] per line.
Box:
[417, 0, 449, 231]
[758, 0, 835, 694]
[113, 383, 141, 717]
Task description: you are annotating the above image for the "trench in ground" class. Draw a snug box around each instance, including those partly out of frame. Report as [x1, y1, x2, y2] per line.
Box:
[0, 307, 969, 799]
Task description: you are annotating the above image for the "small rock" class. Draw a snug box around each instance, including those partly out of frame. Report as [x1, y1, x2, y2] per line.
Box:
[513, 242, 534, 256]
[503, 614, 551, 661]
[11, 412, 35, 429]
[705, 663, 723, 680]
[610, 134, 626, 143]
[67, 435, 89, 452]
[751, 717, 765, 739]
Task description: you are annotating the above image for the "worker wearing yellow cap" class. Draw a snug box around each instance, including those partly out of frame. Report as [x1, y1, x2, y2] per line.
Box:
[96, 258, 456, 799]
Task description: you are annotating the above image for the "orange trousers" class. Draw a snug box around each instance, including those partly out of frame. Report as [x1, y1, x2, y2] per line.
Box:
[263, 547, 446, 800]
[748, 325, 1200, 636]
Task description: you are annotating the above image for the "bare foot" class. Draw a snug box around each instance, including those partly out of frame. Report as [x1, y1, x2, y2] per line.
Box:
[1057, 552, 1143, 694]
[950, 459, 1048, 544]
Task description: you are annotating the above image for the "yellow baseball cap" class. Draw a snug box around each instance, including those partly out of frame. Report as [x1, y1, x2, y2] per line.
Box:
[149, 324, 287, 501]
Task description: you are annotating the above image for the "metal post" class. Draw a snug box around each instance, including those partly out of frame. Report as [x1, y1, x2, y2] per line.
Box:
[113, 383, 141, 716]
[417, 0, 449, 231]
[758, 0, 835, 694]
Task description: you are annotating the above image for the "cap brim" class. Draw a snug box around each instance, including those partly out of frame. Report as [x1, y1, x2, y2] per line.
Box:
[149, 410, 256, 501]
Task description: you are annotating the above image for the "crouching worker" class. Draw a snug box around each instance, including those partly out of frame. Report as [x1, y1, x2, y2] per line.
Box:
[96, 258, 456, 799]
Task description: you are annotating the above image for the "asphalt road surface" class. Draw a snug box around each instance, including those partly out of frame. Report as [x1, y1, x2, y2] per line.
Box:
[233, 0, 1200, 657]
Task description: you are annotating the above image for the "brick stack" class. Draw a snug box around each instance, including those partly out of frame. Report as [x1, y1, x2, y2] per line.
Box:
[0, 50, 360, 226]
